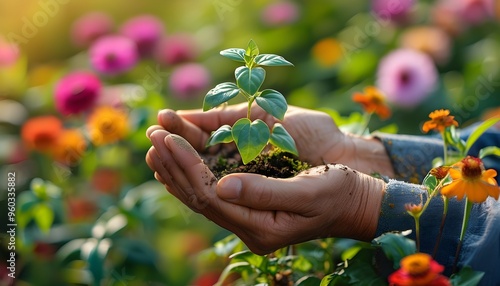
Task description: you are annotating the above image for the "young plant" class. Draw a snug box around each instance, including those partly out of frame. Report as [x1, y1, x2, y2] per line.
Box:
[203, 40, 298, 164]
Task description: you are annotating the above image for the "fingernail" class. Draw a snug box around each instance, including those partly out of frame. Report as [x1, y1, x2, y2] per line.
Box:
[217, 177, 242, 200]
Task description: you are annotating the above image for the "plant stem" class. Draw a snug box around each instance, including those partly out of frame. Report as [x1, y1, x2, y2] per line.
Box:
[452, 199, 473, 273]
[247, 96, 255, 119]
[441, 131, 449, 165]
[432, 196, 448, 259]
[414, 215, 421, 252]
[358, 112, 373, 135]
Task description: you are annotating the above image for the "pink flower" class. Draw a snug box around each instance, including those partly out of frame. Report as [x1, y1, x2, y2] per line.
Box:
[0, 37, 19, 67]
[261, 1, 300, 26]
[71, 12, 114, 48]
[169, 63, 211, 100]
[376, 49, 438, 108]
[372, 0, 415, 24]
[154, 34, 197, 66]
[89, 35, 139, 75]
[437, 0, 495, 26]
[54, 71, 102, 115]
[119, 14, 165, 57]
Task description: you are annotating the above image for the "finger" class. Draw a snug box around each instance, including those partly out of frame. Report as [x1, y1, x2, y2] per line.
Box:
[157, 109, 210, 151]
[150, 130, 193, 191]
[216, 172, 319, 214]
[146, 125, 165, 139]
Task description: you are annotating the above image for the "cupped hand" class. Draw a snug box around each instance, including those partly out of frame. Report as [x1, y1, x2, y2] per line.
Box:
[146, 130, 386, 255]
[147, 103, 349, 167]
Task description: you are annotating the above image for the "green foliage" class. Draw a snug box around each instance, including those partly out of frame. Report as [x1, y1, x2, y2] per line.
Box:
[204, 40, 298, 164]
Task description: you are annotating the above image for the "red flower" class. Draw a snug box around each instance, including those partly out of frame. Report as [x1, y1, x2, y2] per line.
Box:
[389, 253, 450, 286]
[21, 116, 63, 153]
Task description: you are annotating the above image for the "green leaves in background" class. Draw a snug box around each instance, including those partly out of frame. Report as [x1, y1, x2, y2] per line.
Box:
[203, 82, 240, 111]
[232, 118, 270, 164]
[464, 117, 500, 154]
[235, 66, 266, 96]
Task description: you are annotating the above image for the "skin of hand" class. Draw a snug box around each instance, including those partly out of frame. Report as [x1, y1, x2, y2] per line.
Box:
[146, 130, 387, 255]
[148, 102, 394, 177]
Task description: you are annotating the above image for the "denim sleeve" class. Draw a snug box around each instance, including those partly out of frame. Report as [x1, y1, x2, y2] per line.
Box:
[372, 132, 443, 183]
[375, 180, 500, 284]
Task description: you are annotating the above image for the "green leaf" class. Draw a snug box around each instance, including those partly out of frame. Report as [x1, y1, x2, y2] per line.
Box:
[232, 118, 270, 164]
[270, 123, 298, 156]
[215, 262, 252, 286]
[86, 239, 112, 285]
[464, 117, 500, 154]
[206, 125, 234, 146]
[213, 234, 244, 256]
[292, 256, 313, 272]
[235, 66, 266, 96]
[203, 82, 240, 111]
[256, 89, 287, 120]
[450, 266, 484, 286]
[246, 39, 259, 57]
[31, 178, 46, 199]
[372, 233, 416, 269]
[32, 203, 54, 233]
[254, 54, 294, 66]
[295, 275, 321, 286]
[479, 146, 500, 159]
[220, 48, 246, 62]
[229, 250, 266, 270]
[422, 173, 438, 195]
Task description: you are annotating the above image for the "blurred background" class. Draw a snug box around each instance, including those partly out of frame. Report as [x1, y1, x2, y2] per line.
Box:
[0, 0, 499, 285]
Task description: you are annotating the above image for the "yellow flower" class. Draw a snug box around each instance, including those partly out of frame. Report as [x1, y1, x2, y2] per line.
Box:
[311, 38, 343, 67]
[441, 156, 499, 203]
[87, 106, 128, 146]
[53, 129, 87, 165]
[422, 109, 458, 133]
[352, 86, 392, 120]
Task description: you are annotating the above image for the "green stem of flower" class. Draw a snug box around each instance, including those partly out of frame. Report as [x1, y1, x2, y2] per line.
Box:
[452, 198, 473, 273]
[432, 196, 449, 259]
[414, 215, 421, 252]
[247, 97, 255, 119]
[359, 112, 373, 135]
[441, 131, 449, 165]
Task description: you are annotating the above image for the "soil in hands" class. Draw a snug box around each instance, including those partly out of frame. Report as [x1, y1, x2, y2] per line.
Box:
[203, 148, 311, 179]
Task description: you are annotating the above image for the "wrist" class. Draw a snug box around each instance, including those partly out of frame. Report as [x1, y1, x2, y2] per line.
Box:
[343, 134, 395, 177]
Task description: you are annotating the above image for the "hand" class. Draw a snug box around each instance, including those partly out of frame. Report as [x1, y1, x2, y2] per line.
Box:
[146, 130, 386, 255]
[149, 103, 394, 176]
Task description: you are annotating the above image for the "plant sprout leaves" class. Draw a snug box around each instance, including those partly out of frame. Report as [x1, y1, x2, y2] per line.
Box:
[203, 82, 240, 111]
[206, 125, 234, 147]
[235, 66, 265, 96]
[256, 89, 287, 120]
[255, 54, 294, 66]
[232, 118, 270, 164]
[246, 39, 259, 58]
[270, 123, 298, 155]
[32, 202, 54, 233]
[372, 233, 416, 269]
[220, 48, 246, 62]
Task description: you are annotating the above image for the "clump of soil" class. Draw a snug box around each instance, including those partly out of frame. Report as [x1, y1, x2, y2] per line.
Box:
[203, 148, 311, 179]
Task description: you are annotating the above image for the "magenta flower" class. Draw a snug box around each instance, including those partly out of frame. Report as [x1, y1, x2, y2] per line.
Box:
[169, 63, 211, 100]
[437, 0, 495, 26]
[89, 35, 139, 75]
[54, 71, 102, 115]
[154, 34, 197, 66]
[0, 38, 19, 67]
[71, 12, 114, 48]
[119, 14, 165, 57]
[376, 49, 438, 108]
[372, 0, 415, 24]
[261, 1, 300, 26]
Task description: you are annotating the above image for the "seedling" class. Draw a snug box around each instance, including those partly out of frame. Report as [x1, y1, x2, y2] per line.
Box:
[203, 40, 298, 164]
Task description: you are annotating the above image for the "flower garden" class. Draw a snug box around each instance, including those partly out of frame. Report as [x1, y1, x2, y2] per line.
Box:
[1, 0, 500, 285]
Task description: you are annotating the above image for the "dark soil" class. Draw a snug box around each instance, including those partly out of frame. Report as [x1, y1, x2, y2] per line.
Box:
[202, 148, 311, 179]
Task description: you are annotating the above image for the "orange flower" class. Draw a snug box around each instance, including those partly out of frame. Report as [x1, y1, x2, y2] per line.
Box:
[441, 156, 499, 203]
[53, 129, 87, 165]
[388, 253, 450, 286]
[87, 106, 129, 146]
[352, 86, 391, 119]
[21, 116, 63, 153]
[422, 109, 458, 133]
[429, 166, 451, 180]
[311, 38, 343, 67]
[405, 203, 423, 216]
